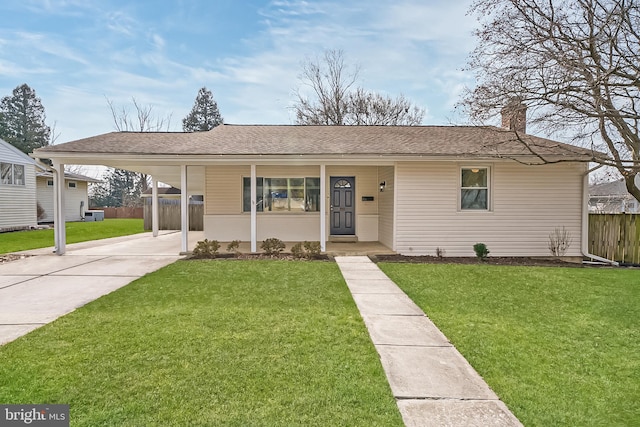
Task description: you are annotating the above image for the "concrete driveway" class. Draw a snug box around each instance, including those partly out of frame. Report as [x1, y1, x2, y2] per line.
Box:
[0, 231, 202, 345]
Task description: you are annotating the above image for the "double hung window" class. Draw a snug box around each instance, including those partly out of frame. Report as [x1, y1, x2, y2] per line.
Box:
[461, 167, 489, 210]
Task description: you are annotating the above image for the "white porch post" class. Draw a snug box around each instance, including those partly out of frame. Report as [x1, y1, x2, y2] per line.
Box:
[180, 165, 189, 253]
[151, 176, 159, 237]
[250, 164, 257, 252]
[320, 164, 326, 252]
[52, 161, 66, 255]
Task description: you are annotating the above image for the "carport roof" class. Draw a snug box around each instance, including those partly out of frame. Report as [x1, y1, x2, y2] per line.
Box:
[33, 124, 601, 161]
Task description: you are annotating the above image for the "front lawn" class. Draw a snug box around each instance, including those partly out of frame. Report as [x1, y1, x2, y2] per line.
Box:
[0, 219, 144, 254]
[378, 263, 640, 427]
[0, 260, 402, 426]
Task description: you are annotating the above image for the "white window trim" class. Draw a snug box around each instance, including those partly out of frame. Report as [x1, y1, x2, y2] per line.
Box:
[242, 176, 321, 213]
[459, 165, 492, 212]
[67, 181, 77, 189]
[0, 162, 25, 186]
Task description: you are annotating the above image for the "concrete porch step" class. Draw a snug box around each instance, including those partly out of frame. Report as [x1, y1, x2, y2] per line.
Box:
[329, 235, 358, 243]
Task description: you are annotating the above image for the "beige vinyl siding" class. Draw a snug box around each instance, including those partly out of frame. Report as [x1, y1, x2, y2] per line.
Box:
[378, 166, 395, 248]
[36, 177, 90, 222]
[36, 177, 54, 221]
[0, 163, 37, 229]
[205, 165, 248, 215]
[258, 165, 320, 177]
[205, 166, 322, 215]
[395, 161, 584, 257]
[64, 180, 89, 221]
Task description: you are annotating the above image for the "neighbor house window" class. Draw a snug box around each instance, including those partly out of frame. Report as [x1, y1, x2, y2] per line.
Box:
[243, 177, 321, 212]
[461, 167, 489, 210]
[0, 162, 25, 186]
[47, 179, 54, 186]
[68, 181, 77, 189]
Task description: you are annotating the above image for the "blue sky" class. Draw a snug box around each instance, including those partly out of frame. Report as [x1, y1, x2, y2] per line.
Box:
[0, 0, 477, 143]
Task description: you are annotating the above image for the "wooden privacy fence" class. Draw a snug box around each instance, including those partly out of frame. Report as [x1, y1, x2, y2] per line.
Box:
[589, 213, 640, 264]
[94, 207, 144, 219]
[143, 199, 204, 231]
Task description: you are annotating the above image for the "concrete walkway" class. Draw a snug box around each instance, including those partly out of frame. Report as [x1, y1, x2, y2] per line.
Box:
[335, 256, 523, 427]
[0, 231, 197, 345]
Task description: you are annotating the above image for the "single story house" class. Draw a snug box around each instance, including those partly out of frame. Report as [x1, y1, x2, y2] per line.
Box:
[33, 109, 606, 260]
[35, 168, 100, 222]
[0, 138, 37, 231]
[589, 177, 640, 213]
[0, 137, 99, 232]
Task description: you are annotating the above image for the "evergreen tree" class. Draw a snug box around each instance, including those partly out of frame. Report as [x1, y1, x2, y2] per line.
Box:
[182, 87, 223, 132]
[90, 168, 143, 208]
[0, 84, 51, 154]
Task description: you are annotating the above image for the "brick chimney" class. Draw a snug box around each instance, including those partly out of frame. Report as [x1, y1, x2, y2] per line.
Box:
[501, 98, 527, 133]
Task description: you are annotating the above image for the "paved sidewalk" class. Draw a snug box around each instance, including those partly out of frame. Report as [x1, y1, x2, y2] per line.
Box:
[335, 256, 523, 427]
[0, 231, 197, 345]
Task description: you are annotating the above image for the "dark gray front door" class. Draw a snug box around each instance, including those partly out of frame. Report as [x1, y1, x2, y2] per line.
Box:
[330, 176, 355, 235]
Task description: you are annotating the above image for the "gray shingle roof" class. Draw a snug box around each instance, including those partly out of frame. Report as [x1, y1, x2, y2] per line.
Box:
[34, 124, 600, 160]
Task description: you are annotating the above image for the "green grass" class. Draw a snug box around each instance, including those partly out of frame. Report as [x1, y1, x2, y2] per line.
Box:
[0, 219, 144, 254]
[0, 260, 402, 426]
[378, 263, 640, 427]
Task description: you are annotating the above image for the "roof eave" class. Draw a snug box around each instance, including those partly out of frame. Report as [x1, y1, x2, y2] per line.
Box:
[30, 150, 594, 166]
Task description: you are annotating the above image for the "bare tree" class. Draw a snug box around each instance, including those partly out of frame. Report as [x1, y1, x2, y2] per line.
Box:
[105, 97, 173, 194]
[348, 89, 425, 125]
[294, 49, 425, 126]
[459, 0, 640, 202]
[107, 97, 172, 132]
[295, 50, 358, 125]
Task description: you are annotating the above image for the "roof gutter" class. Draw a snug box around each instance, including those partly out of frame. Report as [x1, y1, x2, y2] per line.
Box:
[29, 155, 54, 172]
[582, 164, 619, 266]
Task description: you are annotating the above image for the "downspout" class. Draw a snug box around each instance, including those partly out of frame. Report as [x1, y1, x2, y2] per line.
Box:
[582, 164, 619, 266]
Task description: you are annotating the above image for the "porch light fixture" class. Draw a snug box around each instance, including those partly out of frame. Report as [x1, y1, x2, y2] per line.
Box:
[471, 168, 480, 173]
[379, 181, 386, 192]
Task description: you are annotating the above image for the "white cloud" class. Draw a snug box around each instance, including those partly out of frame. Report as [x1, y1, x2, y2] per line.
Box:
[2, 0, 480, 141]
[151, 34, 165, 50]
[14, 31, 89, 65]
[105, 11, 137, 36]
[208, 0, 476, 125]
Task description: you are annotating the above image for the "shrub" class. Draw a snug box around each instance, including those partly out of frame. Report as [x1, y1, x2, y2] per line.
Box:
[303, 241, 322, 258]
[36, 202, 46, 221]
[261, 238, 285, 256]
[473, 243, 490, 260]
[192, 239, 220, 258]
[291, 242, 305, 259]
[548, 227, 573, 256]
[226, 240, 241, 254]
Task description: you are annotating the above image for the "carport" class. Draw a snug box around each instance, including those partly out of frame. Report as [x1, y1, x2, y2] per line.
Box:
[33, 132, 206, 255]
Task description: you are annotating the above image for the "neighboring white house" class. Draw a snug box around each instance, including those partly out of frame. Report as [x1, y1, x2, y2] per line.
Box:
[0, 138, 37, 231]
[34, 106, 605, 259]
[589, 177, 640, 213]
[35, 168, 100, 222]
